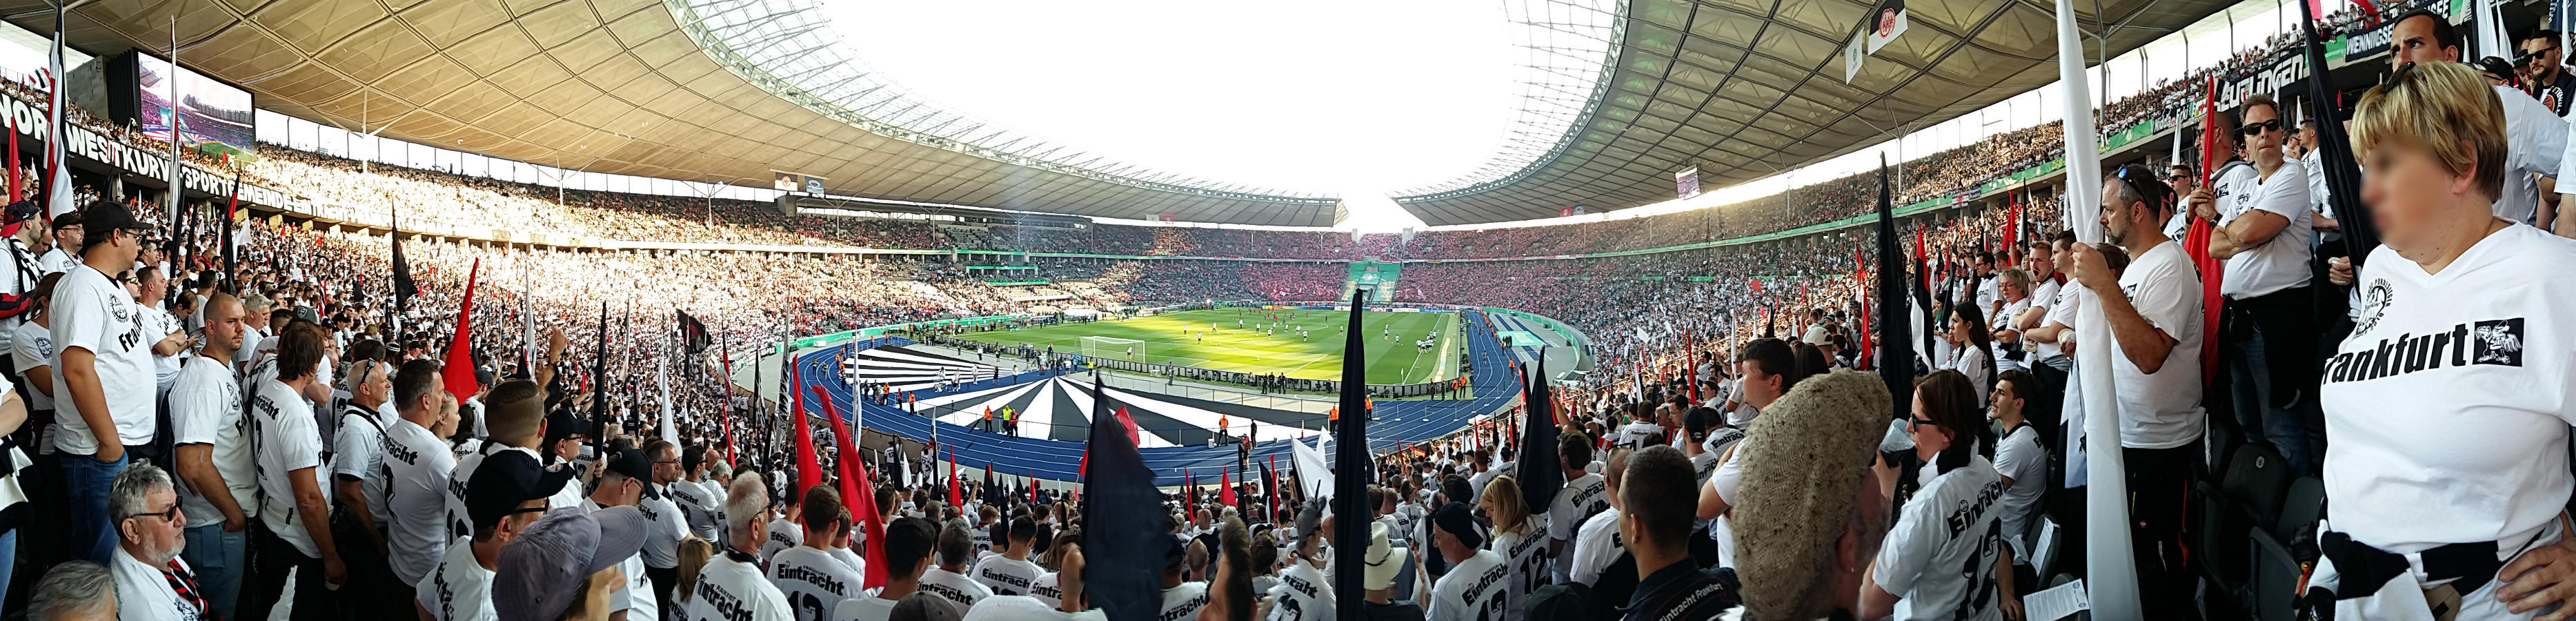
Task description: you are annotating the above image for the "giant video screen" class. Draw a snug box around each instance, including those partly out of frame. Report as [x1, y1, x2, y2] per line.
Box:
[136, 53, 253, 160]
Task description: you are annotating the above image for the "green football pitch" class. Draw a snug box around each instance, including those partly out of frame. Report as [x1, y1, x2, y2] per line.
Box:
[949, 308, 1458, 384]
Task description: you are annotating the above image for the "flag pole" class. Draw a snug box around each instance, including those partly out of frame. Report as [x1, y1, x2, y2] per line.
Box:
[2054, 0, 2137, 616]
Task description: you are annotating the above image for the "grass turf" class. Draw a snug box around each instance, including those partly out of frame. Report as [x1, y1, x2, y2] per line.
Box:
[949, 308, 1456, 384]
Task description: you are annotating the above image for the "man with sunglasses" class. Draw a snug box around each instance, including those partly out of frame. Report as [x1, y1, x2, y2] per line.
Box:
[110, 464, 206, 621]
[2388, 10, 2568, 230]
[2070, 164, 2206, 617]
[2195, 95, 2321, 475]
[2519, 30, 2576, 116]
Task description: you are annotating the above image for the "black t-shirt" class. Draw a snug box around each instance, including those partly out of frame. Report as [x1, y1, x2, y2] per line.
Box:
[1623, 561, 1738, 621]
[2537, 70, 2576, 117]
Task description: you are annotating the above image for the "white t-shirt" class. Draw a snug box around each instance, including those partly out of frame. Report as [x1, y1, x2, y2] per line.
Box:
[2212, 161, 2315, 299]
[1265, 561, 1334, 621]
[672, 478, 723, 542]
[1158, 581, 1208, 621]
[1945, 343, 1992, 408]
[1872, 456, 2006, 621]
[250, 377, 330, 558]
[417, 536, 496, 621]
[640, 486, 687, 569]
[2320, 224, 2576, 554]
[771, 546, 866, 621]
[1029, 571, 1064, 609]
[170, 355, 252, 530]
[958, 595, 1105, 621]
[2498, 84, 2566, 225]
[1493, 528, 1549, 621]
[384, 416, 457, 587]
[970, 554, 1042, 597]
[1993, 424, 2046, 560]
[333, 404, 393, 526]
[33, 247, 70, 276]
[12, 319, 51, 414]
[2110, 239, 2206, 449]
[918, 567, 992, 617]
[1427, 549, 1507, 621]
[1566, 507, 1626, 587]
[1547, 473, 1608, 581]
[1612, 422, 1665, 448]
[685, 553, 795, 621]
[143, 306, 180, 395]
[2034, 277, 2079, 360]
[112, 549, 203, 621]
[765, 518, 806, 563]
[50, 264, 156, 454]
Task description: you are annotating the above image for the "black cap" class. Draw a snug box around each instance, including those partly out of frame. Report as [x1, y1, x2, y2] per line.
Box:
[1433, 502, 1483, 549]
[2477, 56, 2520, 83]
[1, 200, 36, 225]
[543, 410, 588, 449]
[604, 448, 651, 484]
[47, 210, 79, 231]
[79, 201, 145, 233]
[468, 451, 574, 531]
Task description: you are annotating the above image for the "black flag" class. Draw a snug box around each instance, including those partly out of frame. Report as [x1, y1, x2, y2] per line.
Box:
[1516, 347, 1561, 515]
[1080, 368, 1163, 621]
[679, 310, 711, 353]
[1876, 157, 1916, 421]
[591, 301, 608, 450]
[392, 208, 417, 312]
[1332, 287, 1371, 620]
[2296, 0, 2375, 265]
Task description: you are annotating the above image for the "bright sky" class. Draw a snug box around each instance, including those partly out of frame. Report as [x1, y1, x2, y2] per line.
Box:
[821, 0, 1518, 204]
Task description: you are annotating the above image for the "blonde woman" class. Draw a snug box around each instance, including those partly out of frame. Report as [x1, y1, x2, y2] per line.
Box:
[1478, 475, 1547, 621]
[2311, 60, 2576, 620]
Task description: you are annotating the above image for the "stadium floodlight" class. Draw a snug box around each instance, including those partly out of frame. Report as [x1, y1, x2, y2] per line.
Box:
[1082, 335, 1146, 363]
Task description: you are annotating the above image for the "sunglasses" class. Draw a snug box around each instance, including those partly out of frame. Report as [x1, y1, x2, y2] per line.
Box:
[2517, 48, 2561, 68]
[128, 504, 181, 523]
[2112, 165, 2173, 208]
[2239, 119, 2283, 136]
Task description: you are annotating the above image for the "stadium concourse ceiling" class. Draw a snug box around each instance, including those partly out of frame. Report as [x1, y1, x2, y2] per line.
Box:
[13, 0, 2226, 228]
[1391, 0, 2237, 226]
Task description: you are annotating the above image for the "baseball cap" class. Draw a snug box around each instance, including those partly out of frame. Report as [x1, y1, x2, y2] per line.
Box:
[543, 410, 589, 449]
[494, 506, 650, 621]
[46, 210, 78, 233]
[467, 450, 575, 531]
[0, 200, 36, 236]
[604, 448, 657, 500]
[891, 593, 963, 621]
[80, 201, 146, 233]
[1362, 521, 1404, 590]
[1431, 502, 1483, 550]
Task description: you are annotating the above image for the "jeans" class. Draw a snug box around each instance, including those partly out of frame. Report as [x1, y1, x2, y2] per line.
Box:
[183, 523, 248, 621]
[2229, 325, 2311, 475]
[61, 451, 123, 564]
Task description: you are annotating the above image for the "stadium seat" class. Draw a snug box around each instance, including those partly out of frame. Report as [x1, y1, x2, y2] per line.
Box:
[2196, 443, 2292, 616]
[2248, 477, 2324, 621]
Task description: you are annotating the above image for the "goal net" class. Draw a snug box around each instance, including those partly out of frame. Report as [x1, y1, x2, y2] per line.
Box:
[1082, 336, 1146, 362]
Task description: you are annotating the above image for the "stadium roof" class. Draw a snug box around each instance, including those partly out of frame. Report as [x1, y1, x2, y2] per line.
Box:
[1391, 0, 2237, 225]
[17, 0, 2226, 227]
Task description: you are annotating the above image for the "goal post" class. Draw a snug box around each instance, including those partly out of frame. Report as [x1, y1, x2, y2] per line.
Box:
[1082, 336, 1146, 362]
